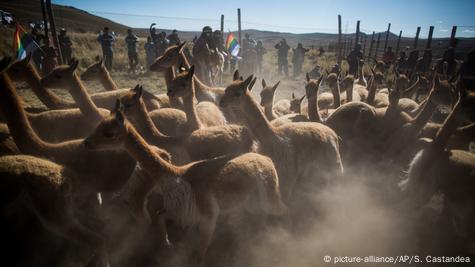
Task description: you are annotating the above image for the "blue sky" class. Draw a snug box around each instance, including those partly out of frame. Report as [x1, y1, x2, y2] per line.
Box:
[53, 0, 475, 37]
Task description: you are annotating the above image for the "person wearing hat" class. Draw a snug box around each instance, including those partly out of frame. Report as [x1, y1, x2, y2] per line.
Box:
[347, 43, 363, 75]
[192, 26, 215, 84]
[58, 28, 72, 63]
[168, 29, 181, 46]
[292, 43, 309, 76]
[97, 27, 116, 70]
[275, 38, 290, 76]
[125, 28, 139, 71]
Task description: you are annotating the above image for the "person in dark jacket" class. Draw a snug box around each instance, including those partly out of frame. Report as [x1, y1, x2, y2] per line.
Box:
[97, 27, 115, 70]
[347, 43, 363, 75]
[168, 29, 180, 46]
[275, 38, 290, 76]
[58, 28, 72, 63]
[125, 28, 139, 71]
[292, 43, 309, 76]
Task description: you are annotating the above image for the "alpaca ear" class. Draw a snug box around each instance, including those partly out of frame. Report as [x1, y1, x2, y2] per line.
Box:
[133, 85, 143, 101]
[99, 59, 104, 66]
[188, 65, 195, 77]
[248, 77, 257, 91]
[177, 41, 186, 51]
[69, 58, 79, 72]
[115, 110, 125, 125]
[325, 69, 330, 76]
[243, 75, 254, 88]
[306, 73, 310, 82]
[272, 81, 280, 91]
[262, 78, 267, 88]
[112, 99, 123, 114]
[233, 69, 240, 81]
[300, 95, 305, 103]
[317, 75, 324, 86]
[292, 92, 296, 99]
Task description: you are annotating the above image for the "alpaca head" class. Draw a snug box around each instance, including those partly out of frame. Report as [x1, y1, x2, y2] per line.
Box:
[290, 92, 305, 113]
[81, 60, 106, 81]
[339, 75, 354, 94]
[259, 79, 280, 107]
[325, 72, 340, 91]
[167, 65, 195, 98]
[150, 42, 186, 71]
[219, 75, 255, 108]
[41, 59, 79, 89]
[428, 75, 456, 107]
[120, 84, 146, 119]
[84, 100, 127, 151]
[372, 71, 385, 87]
[305, 73, 324, 100]
[395, 74, 410, 92]
[5, 54, 32, 81]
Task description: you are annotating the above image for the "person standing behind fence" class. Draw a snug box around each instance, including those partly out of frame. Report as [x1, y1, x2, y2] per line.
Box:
[347, 43, 362, 76]
[144, 36, 157, 69]
[256, 40, 266, 74]
[275, 38, 290, 76]
[156, 32, 170, 57]
[125, 29, 139, 72]
[58, 28, 72, 64]
[97, 27, 115, 70]
[382, 46, 396, 67]
[292, 43, 309, 76]
[168, 29, 180, 46]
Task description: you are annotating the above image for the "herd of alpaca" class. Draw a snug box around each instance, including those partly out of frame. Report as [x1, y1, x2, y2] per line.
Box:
[0, 41, 474, 267]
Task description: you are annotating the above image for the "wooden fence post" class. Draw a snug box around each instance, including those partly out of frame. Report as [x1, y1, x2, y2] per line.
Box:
[396, 30, 402, 55]
[354, 20, 360, 48]
[414, 26, 421, 49]
[220, 14, 224, 33]
[337, 15, 342, 64]
[426, 26, 434, 49]
[237, 8, 242, 48]
[450, 26, 457, 47]
[374, 33, 381, 61]
[367, 31, 375, 60]
[46, 0, 62, 64]
[384, 23, 391, 51]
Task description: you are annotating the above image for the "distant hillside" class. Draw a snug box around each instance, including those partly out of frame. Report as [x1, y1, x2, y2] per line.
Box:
[0, 0, 129, 33]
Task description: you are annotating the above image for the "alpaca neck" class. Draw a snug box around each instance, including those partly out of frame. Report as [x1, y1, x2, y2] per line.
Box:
[410, 91, 438, 129]
[26, 64, 74, 109]
[192, 76, 219, 102]
[308, 96, 322, 123]
[164, 67, 183, 108]
[182, 82, 203, 132]
[358, 64, 364, 79]
[124, 122, 185, 177]
[264, 101, 277, 121]
[432, 99, 462, 150]
[68, 74, 104, 122]
[0, 72, 76, 158]
[241, 92, 278, 146]
[331, 84, 341, 109]
[346, 84, 354, 102]
[131, 101, 180, 149]
[366, 78, 377, 105]
[98, 67, 118, 91]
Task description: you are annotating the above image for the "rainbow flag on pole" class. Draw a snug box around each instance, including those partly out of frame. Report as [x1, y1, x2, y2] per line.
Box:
[13, 23, 42, 60]
[225, 32, 240, 57]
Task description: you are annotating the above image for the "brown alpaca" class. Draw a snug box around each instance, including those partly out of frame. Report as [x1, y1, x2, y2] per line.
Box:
[166, 66, 226, 129]
[259, 79, 292, 120]
[6, 55, 75, 109]
[150, 42, 225, 103]
[339, 74, 364, 102]
[81, 60, 161, 111]
[4, 60, 109, 142]
[304, 74, 325, 123]
[380, 76, 457, 161]
[401, 84, 475, 251]
[119, 85, 253, 164]
[319, 72, 342, 109]
[290, 92, 305, 114]
[366, 71, 388, 107]
[0, 155, 109, 267]
[84, 111, 287, 265]
[220, 76, 344, 210]
[0, 68, 137, 193]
